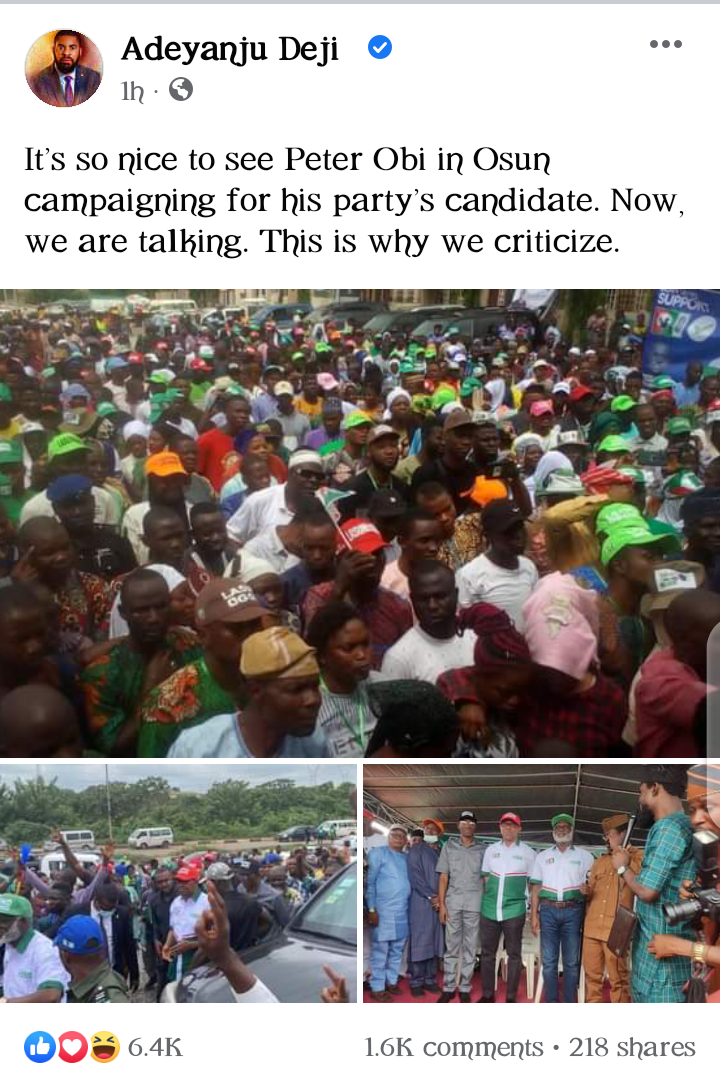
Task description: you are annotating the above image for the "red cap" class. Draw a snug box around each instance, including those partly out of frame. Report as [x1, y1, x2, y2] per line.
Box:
[190, 358, 212, 372]
[569, 385, 595, 402]
[338, 518, 387, 554]
[176, 865, 201, 883]
[500, 812, 522, 826]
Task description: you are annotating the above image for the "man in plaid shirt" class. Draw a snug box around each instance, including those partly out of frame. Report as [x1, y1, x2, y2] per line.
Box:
[611, 764, 695, 1003]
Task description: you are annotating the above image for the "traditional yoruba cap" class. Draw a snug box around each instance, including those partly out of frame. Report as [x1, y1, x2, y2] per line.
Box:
[551, 813, 574, 828]
[681, 489, 720, 524]
[176, 865, 201, 882]
[288, 449, 323, 471]
[0, 893, 32, 918]
[582, 464, 634, 494]
[570, 385, 595, 402]
[339, 518, 387, 554]
[145, 451, 187, 478]
[342, 411, 372, 431]
[597, 435, 629, 454]
[666, 416, 692, 436]
[442, 408, 474, 434]
[601, 523, 668, 567]
[459, 810, 477, 822]
[196, 579, 265, 626]
[202, 862, 233, 883]
[274, 380, 294, 397]
[601, 814, 630, 834]
[500, 812, 522, 826]
[686, 763, 720, 799]
[47, 475, 93, 502]
[367, 424, 401, 446]
[0, 440, 22, 464]
[240, 626, 319, 680]
[595, 502, 643, 536]
[368, 489, 406, 518]
[54, 915, 104, 954]
[610, 395, 636, 413]
[48, 432, 87, 460]
[320, 396, 343, 415]
[482, 499, 525, 534]
[421, 818, 445, 834]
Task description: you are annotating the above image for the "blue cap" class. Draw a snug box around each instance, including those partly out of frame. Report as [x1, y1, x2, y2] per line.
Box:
[54, 915, 105, 955]
[46, 474, 93, 502]
[106, 357, 129, 372]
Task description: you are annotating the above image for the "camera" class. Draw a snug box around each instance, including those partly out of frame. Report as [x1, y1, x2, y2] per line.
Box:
[663, 829, 720, 926]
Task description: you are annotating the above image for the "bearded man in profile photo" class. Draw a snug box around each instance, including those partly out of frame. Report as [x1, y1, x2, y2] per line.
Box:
[29, 30, 101, 107]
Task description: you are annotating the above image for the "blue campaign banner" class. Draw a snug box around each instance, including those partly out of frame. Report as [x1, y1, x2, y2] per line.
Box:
[642, 289, 720, 381]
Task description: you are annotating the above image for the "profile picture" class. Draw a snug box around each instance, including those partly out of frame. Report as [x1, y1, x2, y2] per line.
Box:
[26, 29, 102, 107]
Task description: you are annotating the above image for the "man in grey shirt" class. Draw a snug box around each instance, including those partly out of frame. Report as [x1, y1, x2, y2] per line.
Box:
[436, 810, 485, 1002]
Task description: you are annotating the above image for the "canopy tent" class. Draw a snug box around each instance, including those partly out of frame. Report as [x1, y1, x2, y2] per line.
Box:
[362, 764, 692, 847]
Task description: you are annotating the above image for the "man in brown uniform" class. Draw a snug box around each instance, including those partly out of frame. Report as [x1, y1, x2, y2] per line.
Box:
[582, 814, 643, 1003]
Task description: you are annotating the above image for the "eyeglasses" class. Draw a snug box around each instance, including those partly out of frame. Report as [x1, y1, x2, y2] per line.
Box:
[294, 469, 323, 481]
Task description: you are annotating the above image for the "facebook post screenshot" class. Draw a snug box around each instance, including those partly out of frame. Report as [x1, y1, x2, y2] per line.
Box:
[1, 0, 719, 1062]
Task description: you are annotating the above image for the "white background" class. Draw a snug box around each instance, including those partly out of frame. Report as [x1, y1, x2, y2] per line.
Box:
[6, 4, 718, 285]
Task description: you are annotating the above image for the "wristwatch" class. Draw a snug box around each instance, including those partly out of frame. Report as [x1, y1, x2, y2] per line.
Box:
[616, 864, 627, 876]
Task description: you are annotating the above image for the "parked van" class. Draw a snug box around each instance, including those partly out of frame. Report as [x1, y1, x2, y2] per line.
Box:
[316, 819, 357, 840]
[128, 827, 174, 849]
[58, 830, 96, 850]
[40, 852, 100, 877]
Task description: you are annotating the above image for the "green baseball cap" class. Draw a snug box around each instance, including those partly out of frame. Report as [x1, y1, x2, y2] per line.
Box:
[149, 372, 172, 385]
[399, 360, 420, 375]
[702, 367, 719, 382]
[551, 813, 574, 828]
[598, 435, 629, 454]
[96, 402, 118, 417]
[618, 466, 646, 486]
[595, 503, 643, 536]
[48, 432, 87, 460]
[653, 375, 675, 390]
[610, 395, 636, 413]
[460, 377, 483, 396]
[431, 387, 457, 411]
[0, 440, 23, 465]
[601, 523, 668, 567]
[0, 893, 32, 918]
[666, 417, 692, 436]
[342, 412, 373, 431]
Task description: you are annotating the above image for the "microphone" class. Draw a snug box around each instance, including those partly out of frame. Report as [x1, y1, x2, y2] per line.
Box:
[622, 815, 637, 849]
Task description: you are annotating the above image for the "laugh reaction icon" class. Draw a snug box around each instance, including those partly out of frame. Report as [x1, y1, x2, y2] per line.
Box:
[90, 1032, 120, 1063]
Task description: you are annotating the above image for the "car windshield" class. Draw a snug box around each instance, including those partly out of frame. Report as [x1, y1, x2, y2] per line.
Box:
[363, 313, 396, 334]
[290, 863, 357, 946]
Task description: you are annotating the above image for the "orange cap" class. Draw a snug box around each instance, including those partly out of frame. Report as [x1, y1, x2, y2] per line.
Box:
[145, 451, 187, 478]
[469, 477, 508, 508]
[421, 817, 445, 835]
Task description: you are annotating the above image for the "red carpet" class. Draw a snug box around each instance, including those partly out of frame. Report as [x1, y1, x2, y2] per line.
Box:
[364, 967, 613, 1003]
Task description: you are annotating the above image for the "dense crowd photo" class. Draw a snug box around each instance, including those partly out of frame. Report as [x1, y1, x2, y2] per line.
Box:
[0, 762, 357, 1003]
[0, 287, 717, 758]
[362, 762, 720, 1004]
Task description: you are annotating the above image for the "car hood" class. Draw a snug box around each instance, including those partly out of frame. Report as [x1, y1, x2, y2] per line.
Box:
[242, 929, 357, 1003]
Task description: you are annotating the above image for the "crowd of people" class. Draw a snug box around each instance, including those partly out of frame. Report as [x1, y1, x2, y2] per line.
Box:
[363, 763, 720, 1004]
[0, 300, 716, 757]
[0, 829, 352, 1003]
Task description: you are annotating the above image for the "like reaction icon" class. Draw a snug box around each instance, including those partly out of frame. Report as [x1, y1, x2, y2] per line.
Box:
[59, 1032, 89, 1064]
[24, 1032, 56, 1063]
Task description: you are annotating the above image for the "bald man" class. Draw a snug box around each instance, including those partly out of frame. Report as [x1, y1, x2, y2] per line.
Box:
[0, 685, 84, 757]
[635, 589, 720, 757]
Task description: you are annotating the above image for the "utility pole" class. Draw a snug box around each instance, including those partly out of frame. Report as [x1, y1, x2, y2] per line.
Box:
[105, 765, 113, 843]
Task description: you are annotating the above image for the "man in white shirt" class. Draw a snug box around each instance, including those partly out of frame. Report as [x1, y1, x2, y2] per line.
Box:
[226, 450, 324, 544]
[0, 893, 68, 1002]
[163, 866, 211, 978]
[530, 813, 594, 1003]
[20, 432, 120, 528]
[381, 560, 476, 682]
[457, 500, 538, 631]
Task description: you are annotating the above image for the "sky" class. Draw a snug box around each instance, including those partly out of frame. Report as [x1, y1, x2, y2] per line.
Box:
[0, 763, 356, 793]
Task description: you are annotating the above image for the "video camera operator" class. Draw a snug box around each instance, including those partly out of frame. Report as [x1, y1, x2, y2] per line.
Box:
[649, 764, 720, 1002]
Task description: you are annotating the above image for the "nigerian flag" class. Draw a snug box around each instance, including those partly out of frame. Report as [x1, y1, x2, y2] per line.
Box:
[315, 486, 354, 522]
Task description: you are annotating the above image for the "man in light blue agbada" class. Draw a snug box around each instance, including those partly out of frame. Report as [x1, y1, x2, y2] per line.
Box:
[366, 824, 411, 1001]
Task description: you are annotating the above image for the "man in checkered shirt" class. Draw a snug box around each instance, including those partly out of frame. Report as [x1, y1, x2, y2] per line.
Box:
[610, 764, 695, 1003]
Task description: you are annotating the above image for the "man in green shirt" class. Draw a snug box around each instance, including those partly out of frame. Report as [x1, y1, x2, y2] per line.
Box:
[137, 578, 266, 757]
[0, 439, 32, 525]
[55, 915, 128, 1003]
[478, 812, 536, 1003]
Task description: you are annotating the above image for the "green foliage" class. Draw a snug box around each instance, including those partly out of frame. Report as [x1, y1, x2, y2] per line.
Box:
[0, 776, 353, 845]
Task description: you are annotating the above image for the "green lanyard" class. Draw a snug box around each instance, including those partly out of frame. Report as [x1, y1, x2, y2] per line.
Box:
[321, 675, 368, 752]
